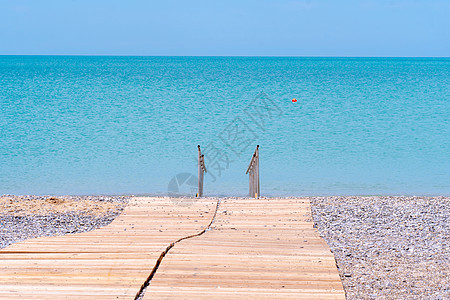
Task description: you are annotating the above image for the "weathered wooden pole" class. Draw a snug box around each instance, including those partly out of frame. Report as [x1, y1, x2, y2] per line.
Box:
[249, 168, 254, 197]
[252, 155, 257, 198]
[246, 154, 255, 197]
[255, 145, 260, 198]
[246, 145, 260, 198]
[197, 145, 207, 197]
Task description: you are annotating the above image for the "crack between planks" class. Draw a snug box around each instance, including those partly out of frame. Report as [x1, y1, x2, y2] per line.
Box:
[134, 199, 221, 300]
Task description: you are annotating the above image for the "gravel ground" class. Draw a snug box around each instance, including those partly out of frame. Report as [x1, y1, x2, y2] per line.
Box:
[310, 196, 450, 300]
[0, 195, 128, 249]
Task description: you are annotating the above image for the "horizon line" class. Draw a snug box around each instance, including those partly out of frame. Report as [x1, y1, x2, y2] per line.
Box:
[1, 54, 449, 58]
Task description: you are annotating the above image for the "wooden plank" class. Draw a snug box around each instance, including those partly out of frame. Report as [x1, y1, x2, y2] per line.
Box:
[144, 198, 345, 299]
[0, 197, 217, 299]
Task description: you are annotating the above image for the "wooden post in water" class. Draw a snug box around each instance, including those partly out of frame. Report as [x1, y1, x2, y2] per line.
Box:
[246, 145, 260, 198]
[197, 145, 207, 197]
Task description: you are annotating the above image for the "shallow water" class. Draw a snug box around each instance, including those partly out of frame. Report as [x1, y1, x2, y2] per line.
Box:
[0, 56, 449, 196]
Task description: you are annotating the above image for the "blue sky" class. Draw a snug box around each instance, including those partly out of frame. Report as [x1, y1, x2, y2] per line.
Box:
[1, 0, 449, 56]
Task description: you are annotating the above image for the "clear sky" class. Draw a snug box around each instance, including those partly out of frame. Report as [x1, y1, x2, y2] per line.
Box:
[1, 0, 449, 56]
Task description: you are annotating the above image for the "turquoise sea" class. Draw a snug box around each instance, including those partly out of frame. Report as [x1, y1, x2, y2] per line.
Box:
[0, 56, 449, 197]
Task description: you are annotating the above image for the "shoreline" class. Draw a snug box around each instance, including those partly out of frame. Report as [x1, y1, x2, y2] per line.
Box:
[3, 193, 450, 199]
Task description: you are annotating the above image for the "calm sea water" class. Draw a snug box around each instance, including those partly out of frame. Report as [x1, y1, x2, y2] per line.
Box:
[0, 56, 449, 197]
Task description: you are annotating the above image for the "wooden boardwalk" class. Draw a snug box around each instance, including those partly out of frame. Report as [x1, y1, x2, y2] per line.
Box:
[0, 197, 344, 299]
[145, 198, 345, 299]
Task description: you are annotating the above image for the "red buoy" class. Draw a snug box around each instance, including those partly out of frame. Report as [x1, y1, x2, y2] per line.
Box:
[292, 98, 297, 103]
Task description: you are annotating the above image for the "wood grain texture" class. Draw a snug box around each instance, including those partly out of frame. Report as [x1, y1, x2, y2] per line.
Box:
[144, 198, 345, 299]
[0, 197, 217, 299]
[1, 197, 344, 299]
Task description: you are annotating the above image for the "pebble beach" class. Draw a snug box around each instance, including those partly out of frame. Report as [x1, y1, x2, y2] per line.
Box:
[0, 195, 128, 249]
[310, 196, 449, 300]
[1, 195, 448, 299]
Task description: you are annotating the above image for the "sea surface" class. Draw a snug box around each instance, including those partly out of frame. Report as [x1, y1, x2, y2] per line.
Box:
[0, 56, 449, 197]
